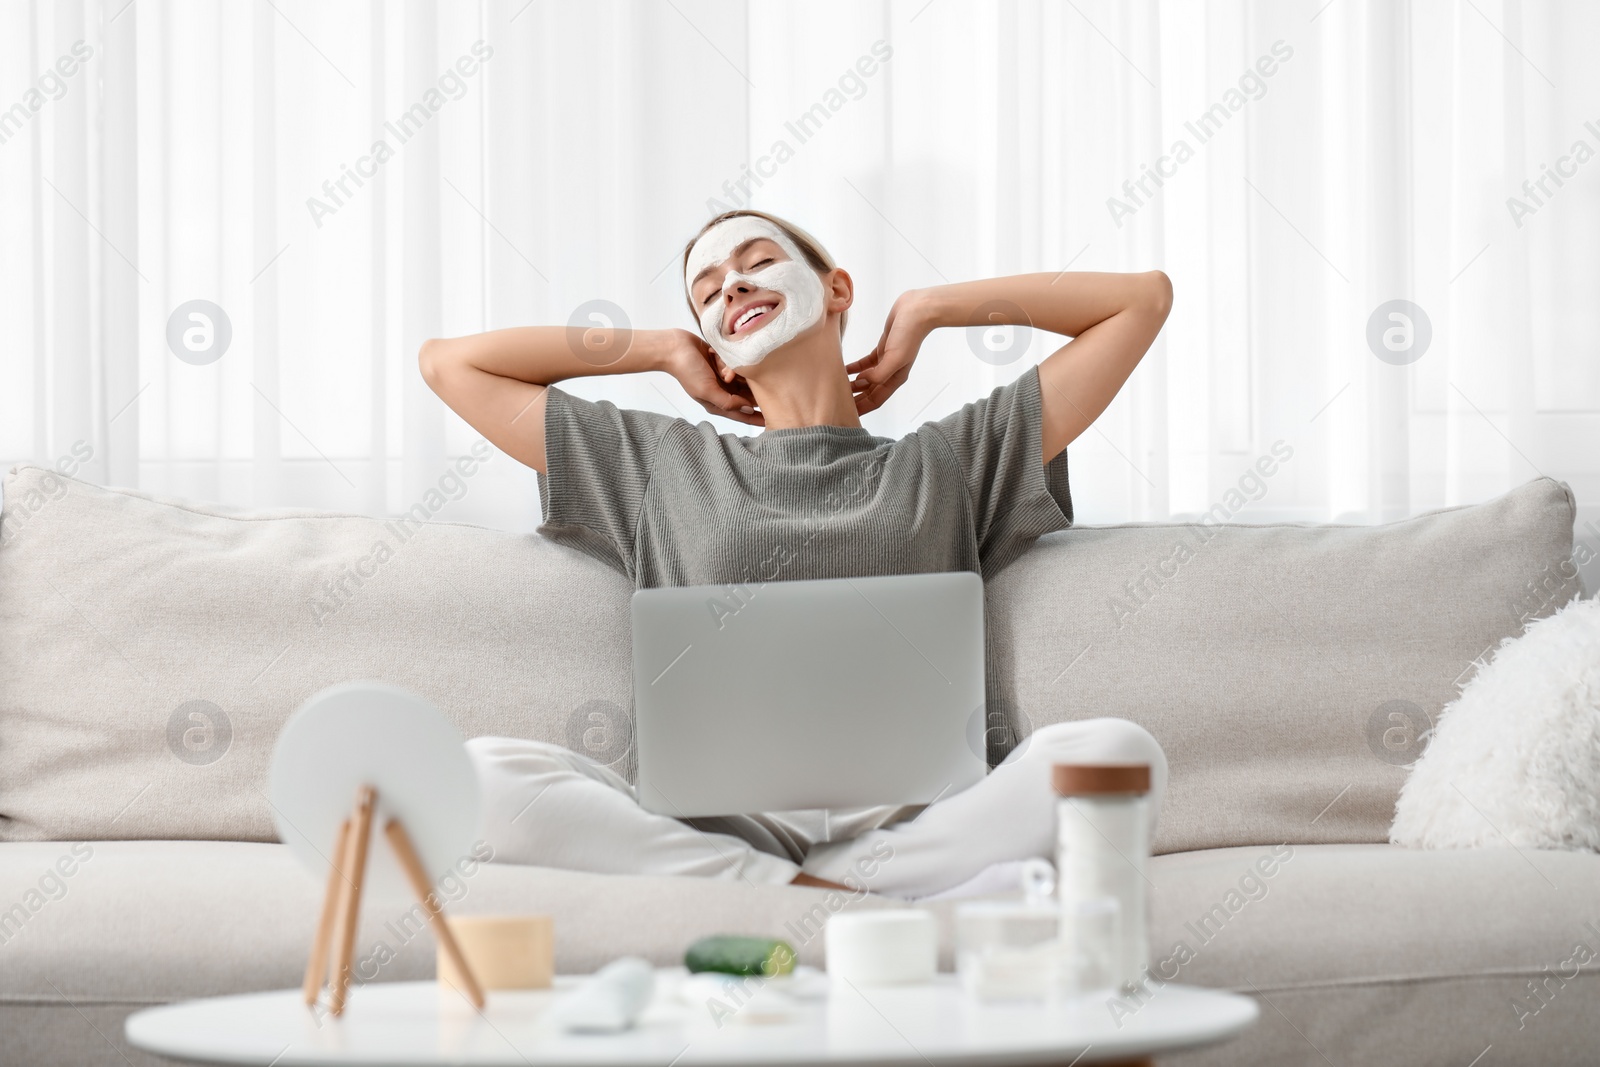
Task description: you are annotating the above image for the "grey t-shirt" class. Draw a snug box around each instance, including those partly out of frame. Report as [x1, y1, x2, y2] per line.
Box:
[534, 365, 1074, 863]
[536, 364, 1073, 589]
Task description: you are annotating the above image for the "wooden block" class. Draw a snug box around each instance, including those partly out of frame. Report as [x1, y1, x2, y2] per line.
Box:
[437, 915, 555, 993]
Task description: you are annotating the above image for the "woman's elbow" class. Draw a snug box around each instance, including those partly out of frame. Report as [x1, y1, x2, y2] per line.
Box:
[1142, 270, 1173, 320]
[418, 338, 451, 389]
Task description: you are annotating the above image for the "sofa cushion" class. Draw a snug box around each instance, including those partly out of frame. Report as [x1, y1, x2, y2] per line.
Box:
[1, 841, 1596, 1067]
[1151, 842, 1600, 1067]
[986, 476, 1580, 852]
[0, 466, 1579, 851]
[0, 464, 637, 844]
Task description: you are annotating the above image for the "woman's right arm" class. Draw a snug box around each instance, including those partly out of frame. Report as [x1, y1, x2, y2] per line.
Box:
[419, 327, 761, 473]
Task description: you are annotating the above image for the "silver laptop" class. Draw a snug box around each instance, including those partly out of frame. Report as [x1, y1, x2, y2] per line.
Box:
[631, 571, 988, 817]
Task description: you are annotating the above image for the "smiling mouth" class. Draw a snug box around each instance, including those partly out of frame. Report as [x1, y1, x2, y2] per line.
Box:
[727, 300, 780, 338]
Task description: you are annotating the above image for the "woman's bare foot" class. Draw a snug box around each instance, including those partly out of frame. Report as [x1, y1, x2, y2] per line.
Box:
[790, 872, 851, 891]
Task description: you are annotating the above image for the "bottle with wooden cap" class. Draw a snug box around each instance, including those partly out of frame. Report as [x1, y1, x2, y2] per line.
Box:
[1053, 762, 1151, 993]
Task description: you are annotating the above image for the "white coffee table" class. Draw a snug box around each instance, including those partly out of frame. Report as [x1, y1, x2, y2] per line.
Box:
[126, 968, 1257, 1066]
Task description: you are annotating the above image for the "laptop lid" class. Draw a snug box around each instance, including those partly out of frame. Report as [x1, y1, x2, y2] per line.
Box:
[631, 570, 988, 817]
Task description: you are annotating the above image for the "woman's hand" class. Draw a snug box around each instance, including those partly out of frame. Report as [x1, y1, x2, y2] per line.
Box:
[848, 290, 934, 415]
[657, 329, 764, 426]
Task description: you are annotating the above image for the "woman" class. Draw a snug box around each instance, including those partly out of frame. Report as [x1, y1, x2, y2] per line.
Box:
[420, 209, 1172, 901]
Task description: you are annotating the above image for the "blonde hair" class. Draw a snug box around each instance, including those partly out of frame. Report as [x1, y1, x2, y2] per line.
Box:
[681, 209, 846, 339]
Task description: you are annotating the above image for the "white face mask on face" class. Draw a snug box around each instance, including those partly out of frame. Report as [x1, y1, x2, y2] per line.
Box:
[684, 216, 827, 369]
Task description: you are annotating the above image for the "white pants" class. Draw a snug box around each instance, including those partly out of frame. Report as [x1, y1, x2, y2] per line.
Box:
[465, 718, 1167, 901]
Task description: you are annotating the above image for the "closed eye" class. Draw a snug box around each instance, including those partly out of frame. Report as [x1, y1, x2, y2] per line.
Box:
[700, 257, 778, 305]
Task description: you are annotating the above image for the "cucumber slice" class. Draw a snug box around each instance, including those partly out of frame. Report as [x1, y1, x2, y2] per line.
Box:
[684, 935, 797, 977]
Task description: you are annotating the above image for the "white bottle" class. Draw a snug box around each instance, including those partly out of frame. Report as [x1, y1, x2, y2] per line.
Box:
[1053, 763, 1151, 993]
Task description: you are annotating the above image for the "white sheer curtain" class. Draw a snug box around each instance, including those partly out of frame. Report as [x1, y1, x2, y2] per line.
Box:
[3, 0, 1596, 580]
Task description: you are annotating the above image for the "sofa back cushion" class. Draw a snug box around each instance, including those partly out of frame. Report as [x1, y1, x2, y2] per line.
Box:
[985, 476, 1579, 852]
[0, 465, 1578, 853]
[1, 465, 636, 846]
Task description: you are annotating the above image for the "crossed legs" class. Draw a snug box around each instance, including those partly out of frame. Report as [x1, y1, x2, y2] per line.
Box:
[466, 718, 1167, 901]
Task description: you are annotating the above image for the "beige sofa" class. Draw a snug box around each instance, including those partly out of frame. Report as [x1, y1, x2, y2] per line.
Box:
[2, 464, 1596, 1066]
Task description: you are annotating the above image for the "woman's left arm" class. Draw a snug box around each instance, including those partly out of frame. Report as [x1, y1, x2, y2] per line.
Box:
[855, 272, 1172, 463]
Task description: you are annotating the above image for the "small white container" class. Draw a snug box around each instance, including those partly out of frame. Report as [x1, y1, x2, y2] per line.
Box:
[825, 910, 937, 986]
[954, 860, 1059, 1002]
[1054, 763, 1151, 993]
[1057, 895, 1122, 997]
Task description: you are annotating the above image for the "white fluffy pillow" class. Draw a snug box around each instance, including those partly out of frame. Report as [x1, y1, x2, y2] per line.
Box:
[1391, 595, 1600, 851]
